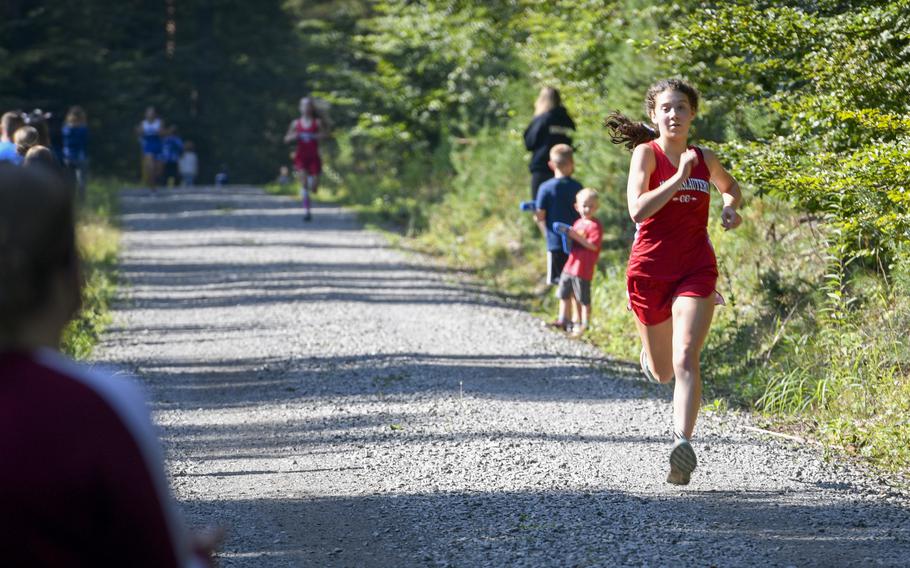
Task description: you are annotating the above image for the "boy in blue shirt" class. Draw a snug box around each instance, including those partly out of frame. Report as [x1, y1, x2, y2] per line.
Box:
[535, 143, 582, 285]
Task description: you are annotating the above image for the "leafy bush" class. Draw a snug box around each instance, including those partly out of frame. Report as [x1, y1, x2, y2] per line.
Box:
[61, 179, 121, 359]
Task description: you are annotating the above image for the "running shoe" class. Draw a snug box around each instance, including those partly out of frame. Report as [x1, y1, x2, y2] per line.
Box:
[667, 437, 697, 485]
[639, 348, 662, 384]
[303, 212, 312, 222]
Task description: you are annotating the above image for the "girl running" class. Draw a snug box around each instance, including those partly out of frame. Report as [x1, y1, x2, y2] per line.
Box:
[606, 78, 742, 485]
[284, 96, 325, 222]
[137, 106, 163, 192]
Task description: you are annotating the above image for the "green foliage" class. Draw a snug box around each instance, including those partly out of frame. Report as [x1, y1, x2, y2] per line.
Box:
[319, 0, 910, 472]
[664, 1, 910, 270]
[60, 179, 121, 359]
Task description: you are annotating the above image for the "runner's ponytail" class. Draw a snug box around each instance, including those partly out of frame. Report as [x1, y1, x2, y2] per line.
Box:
[604, 111, 658, 151]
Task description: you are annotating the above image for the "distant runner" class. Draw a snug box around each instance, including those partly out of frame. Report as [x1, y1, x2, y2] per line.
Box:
[284, 96, 326, 222]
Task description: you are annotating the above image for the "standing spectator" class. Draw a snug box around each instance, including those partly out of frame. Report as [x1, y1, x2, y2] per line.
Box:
[161, 125, 184, 188]
[214, 164, 229, 187]
[523, 87, 576, 202]
[62, 106, 89, 201]
[137, 107, 163, 192]
[535, 144, 583, 326]
[178, 141, 198, 187]
[0, 111, 25, 165]
[553, 188, 603, 337]
[0, 165, 216, 566]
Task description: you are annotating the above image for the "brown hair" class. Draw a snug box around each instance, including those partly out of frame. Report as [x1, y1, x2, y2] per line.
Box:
[1, 111, 25, 139]
[14, 126, 39, 157]
[24, 146, 58, 170]
[604, 78, 700, 151]
[65, 106, 87, 127]
[0, 165, 77, 342]
[534, 86, 562, 117]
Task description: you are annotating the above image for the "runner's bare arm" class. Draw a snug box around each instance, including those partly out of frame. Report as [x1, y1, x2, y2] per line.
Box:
[283, 120, 297, 144]
[702, 147, 742, 230]
[627, 144, 695, 222]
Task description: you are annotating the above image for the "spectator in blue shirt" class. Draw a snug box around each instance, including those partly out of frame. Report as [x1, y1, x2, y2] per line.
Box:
[535, 143, 583, 286]
[62, 106, 89, 201]
[0, 112, 25, 165]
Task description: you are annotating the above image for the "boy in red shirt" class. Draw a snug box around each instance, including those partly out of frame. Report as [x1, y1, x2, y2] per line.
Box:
[554, 188, 603, 337]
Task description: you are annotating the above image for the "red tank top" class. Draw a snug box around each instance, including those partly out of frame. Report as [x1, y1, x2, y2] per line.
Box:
[627, 141, 716, 280]
[295, 118, 319, 155]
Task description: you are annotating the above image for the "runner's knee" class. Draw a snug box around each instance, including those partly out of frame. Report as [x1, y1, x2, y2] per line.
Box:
[672, 348, 700, 377]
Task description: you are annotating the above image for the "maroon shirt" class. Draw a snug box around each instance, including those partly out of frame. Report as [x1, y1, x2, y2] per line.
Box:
[627, 141, 717, 281]
[0, 349, 196, 567]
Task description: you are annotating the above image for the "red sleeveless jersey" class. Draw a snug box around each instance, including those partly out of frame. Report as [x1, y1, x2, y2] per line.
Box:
[294, 118, 320, 157]
[627, 141, 716, 281]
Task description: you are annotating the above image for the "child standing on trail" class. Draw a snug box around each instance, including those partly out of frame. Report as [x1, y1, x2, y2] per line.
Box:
[553, 188, 603, 337]
[0, 165, 217, 565]
[535, 144, 582, 326]
[178, 140, 198, 187]
[284, 96, 326, 222]
[606, 78, 742, 486]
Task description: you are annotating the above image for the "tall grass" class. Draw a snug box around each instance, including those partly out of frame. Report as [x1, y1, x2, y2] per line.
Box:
[61, 178, 121, 359]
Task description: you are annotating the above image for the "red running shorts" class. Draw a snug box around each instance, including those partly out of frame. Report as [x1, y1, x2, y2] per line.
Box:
[627, 267, 719, 326]
[294, 151, 322, 176]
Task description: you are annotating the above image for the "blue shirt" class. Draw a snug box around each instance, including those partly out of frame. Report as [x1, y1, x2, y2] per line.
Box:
[0, 141, 22, 165]
[536, 176, 582, 251]
[161, 135, 184, 163]
[62, 125, 89, 163]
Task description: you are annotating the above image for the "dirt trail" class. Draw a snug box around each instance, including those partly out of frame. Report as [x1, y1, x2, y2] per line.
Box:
[94, 186, 910, 567]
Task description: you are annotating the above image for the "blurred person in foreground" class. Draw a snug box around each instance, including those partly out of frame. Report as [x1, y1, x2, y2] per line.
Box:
[0, 164, 218, 566]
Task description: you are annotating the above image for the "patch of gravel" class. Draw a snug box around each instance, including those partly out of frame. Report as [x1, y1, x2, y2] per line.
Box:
[93, 187, 910, 567]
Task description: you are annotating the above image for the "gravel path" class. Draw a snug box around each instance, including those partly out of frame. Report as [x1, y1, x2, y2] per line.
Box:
[93, 186, 910, 567]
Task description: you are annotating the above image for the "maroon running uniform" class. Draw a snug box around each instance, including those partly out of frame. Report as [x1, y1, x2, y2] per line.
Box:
[0, 349, 202, 567]
[627, 141, 718, 325]
[293, 118, 321, 175]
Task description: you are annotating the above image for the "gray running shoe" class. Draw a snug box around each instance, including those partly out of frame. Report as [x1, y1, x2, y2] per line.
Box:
[639, 348, 662, 384]
[667, 437, 697, 485]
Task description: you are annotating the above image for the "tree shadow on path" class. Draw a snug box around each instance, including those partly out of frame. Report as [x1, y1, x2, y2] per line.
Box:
[183, 488, 910, 567]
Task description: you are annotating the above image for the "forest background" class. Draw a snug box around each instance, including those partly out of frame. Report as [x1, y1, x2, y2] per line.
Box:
[2, 0, 908, 473]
